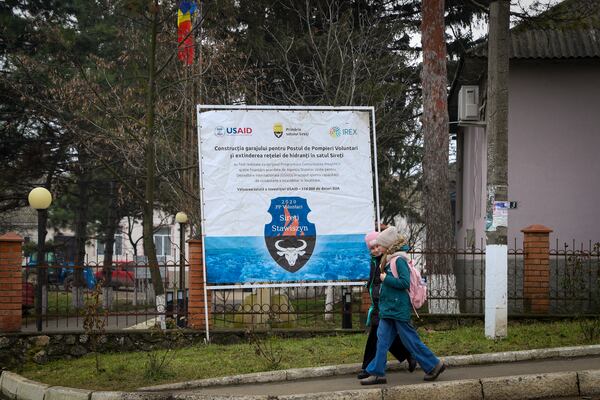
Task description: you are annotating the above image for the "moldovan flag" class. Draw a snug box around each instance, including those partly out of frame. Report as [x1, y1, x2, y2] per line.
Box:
[177, 1, 196, 65]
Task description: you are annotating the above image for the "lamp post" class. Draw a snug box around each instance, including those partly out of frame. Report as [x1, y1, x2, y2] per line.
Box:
[28, 187, 52, 332]
[175, 212, 188, 327]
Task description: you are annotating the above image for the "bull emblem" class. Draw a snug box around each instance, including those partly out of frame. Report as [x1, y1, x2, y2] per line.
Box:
[275, 240, 307, 266]
[264, 197, 316, 273]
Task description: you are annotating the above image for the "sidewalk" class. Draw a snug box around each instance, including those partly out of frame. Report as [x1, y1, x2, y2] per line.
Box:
[140, 345, 600, 400]
[172, 355, 600, 397]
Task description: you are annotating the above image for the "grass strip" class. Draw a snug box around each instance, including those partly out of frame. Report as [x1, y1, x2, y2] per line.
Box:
[18, 319, 599, 391]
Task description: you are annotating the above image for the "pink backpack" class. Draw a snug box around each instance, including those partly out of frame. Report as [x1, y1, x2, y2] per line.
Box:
[389, 254, 427, 317]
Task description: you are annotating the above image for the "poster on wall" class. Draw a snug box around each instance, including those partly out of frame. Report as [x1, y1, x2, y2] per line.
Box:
[197, 106, 377, 285]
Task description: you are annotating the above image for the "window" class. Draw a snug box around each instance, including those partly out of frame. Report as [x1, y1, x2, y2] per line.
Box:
[153, 227, 171, 256]
[97, 234, 123, 256]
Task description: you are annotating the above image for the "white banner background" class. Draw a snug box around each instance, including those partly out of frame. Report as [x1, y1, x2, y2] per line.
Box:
[198, 106, 376, 284]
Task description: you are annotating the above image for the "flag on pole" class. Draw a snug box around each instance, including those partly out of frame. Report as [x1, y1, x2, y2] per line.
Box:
[177, 1, 196, 65]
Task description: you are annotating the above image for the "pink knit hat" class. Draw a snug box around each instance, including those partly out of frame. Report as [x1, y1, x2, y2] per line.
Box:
[364, 231, 379, 249]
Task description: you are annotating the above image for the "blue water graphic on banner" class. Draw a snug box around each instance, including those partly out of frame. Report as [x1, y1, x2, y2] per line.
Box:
[205, 234, 369, 284]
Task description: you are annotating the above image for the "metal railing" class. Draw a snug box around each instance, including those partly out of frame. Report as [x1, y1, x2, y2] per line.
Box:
[210, 284, 363, 329]
[21, 260, 187, 332]
[549, 240, 600, 315]
[16, 240, 600, 332]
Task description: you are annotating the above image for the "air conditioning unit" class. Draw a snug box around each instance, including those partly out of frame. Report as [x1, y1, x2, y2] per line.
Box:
[458, 85, 479, 121]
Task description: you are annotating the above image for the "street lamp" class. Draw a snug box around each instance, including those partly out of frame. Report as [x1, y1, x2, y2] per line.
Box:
[175, 212, 188, 327]
[28, 187, 52, 332]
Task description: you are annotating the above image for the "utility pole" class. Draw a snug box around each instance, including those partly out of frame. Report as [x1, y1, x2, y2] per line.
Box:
[485, 0, 510, 339]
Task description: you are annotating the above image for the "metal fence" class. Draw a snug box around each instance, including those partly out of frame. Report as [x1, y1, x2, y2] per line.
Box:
[17, 241, 600, 332]
[21, 260, 187, 332]
[210, 284, 364, 329]
[549, 240, 600, 315]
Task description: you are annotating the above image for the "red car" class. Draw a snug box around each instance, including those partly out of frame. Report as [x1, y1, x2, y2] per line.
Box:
[94, 262, 135, 289]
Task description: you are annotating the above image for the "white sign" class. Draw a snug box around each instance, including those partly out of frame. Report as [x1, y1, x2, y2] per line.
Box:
[198, 106, 377, 285]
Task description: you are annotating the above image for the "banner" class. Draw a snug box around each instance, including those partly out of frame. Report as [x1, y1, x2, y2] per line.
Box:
[198, 106, 376, 285]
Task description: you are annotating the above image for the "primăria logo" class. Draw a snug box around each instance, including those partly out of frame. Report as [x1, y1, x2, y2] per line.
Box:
[273, 122, 283, 138]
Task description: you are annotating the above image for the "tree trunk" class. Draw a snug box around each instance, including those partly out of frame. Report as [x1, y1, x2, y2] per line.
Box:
[102, 182, 119, 309]
[420, 0, 458, 314]
[143, 0, 165, 329]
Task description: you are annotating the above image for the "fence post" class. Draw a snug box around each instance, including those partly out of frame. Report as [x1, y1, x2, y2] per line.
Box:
[0, 232, 23, 333]
[521, 224, 552, 314]
[360, 289, 370, 326]
[188, 239, 212, 332]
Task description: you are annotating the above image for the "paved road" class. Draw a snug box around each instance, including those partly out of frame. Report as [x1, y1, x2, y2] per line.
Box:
[175, 356, 600, 397]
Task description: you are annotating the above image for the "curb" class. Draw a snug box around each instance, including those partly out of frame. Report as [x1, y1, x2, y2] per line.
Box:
[138, 344, 600, 391]
[1, 345, 600, 400]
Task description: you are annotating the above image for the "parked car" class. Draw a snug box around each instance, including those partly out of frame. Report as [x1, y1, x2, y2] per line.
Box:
[25, 252, 62, 286]
[62, 267, 97, 292]
[26, 252, 96, 291]
[94, 261, 135, 289]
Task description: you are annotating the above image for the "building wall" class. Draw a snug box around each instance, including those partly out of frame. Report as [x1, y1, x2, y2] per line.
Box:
[7, 209, 186, 265]
[84, 211, 186, 264]
[508, 58, 600, 245]
[457, 58, 600, 247]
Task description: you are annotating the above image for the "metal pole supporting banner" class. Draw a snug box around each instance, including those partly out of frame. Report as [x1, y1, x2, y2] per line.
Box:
[371, 107, 381, 230]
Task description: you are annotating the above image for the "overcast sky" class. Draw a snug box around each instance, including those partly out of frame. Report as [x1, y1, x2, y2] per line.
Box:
[514, 0, 561, 13]
[410, 0, 563, 49]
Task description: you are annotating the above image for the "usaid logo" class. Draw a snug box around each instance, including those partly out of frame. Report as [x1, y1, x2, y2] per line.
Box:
[329, 126, 357, 138]
[215, 126, 253, 137]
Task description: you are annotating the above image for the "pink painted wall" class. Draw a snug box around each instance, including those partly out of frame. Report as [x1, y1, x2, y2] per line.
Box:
[508, 59, 600, 245]
[456, 58, 600, 247]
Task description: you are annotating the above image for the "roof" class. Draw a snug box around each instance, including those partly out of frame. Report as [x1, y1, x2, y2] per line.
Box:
[448, 0, 600, 128]
[469, 28, 600, 59]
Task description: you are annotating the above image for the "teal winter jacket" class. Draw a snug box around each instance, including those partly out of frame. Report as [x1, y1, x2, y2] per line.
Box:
[378, 253, 412, 322]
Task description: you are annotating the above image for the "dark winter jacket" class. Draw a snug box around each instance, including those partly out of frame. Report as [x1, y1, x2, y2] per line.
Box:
[366, 255, 383, 325]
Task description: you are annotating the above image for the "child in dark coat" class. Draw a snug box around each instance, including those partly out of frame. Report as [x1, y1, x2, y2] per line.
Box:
[361, 226, 446, 385]
[358, 230, 416, 379]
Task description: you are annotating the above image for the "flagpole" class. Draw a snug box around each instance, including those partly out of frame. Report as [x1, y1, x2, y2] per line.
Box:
[193, 0, 202, 204]
[189, 0, 210, 342]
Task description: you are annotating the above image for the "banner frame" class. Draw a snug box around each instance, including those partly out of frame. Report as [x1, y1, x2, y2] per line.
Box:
[196, 105, 381, 290]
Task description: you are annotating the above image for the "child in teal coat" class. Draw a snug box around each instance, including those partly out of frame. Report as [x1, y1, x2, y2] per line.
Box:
[358, 231, 415, 379]
[360, 226, 446, 385]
